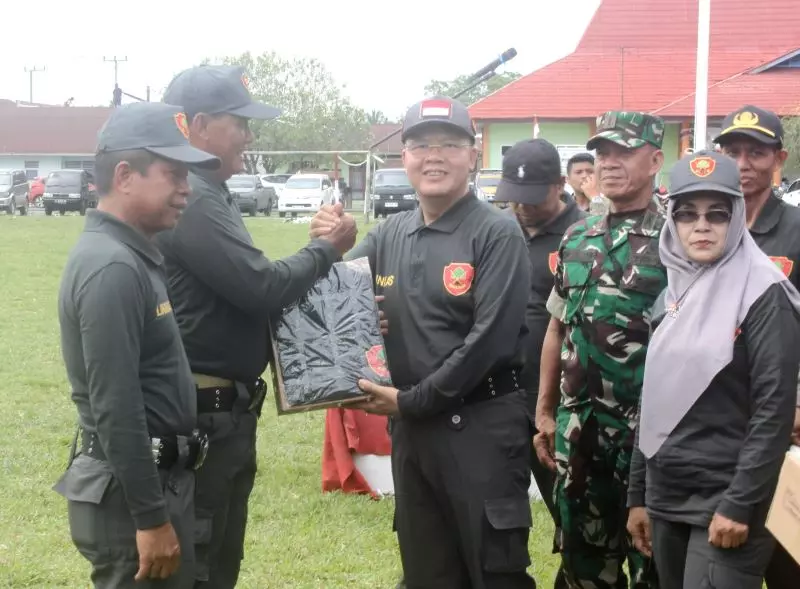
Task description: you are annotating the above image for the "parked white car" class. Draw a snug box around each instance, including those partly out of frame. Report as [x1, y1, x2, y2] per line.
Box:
[278, 173, 334, 217]
[783, 179, 800, 207]
[260, 173, 292, 199]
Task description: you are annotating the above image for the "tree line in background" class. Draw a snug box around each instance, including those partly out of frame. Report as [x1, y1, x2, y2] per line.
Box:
[201, 51, 800, 180]
[203, 51, 519, 173]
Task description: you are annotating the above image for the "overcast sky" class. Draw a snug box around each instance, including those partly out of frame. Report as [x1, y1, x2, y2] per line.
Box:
[1, 0, 599, 117]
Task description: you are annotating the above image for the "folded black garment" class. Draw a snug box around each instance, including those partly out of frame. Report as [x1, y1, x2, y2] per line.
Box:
[273, 257, 392, 409]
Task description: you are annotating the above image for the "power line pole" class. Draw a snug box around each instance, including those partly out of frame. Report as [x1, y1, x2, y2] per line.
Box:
[23, 66, 45, 104]
[103, 56, 128, 86]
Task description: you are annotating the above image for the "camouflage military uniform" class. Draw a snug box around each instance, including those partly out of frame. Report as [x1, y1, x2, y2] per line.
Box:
[545, 110, 667, 589]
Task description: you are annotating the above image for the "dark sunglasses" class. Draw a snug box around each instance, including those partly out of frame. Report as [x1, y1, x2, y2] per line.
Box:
[672, 209, 732, 225]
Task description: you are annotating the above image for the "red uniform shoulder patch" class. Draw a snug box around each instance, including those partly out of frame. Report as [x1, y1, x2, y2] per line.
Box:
[365, 345, 389, 379]
[548, 251, 558, 275]
[443, 263, 475, 296]
[769, 256, 794, 278]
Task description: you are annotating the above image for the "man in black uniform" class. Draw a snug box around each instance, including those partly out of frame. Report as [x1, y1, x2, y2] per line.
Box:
[54, 102, 220, 588]
[156, 64, 357, 589]
[496, 138, 587, 589]
[313, 97, 536, 588]
[714, 105, 800, 589]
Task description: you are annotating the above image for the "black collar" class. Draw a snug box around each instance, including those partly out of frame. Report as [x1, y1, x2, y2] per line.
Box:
[750, 191, 783, 235]
[191, 169, 234, 205]
[84, 210, 163, 266]
[407, 192, 479, 235]
[534, 197, 580, 237]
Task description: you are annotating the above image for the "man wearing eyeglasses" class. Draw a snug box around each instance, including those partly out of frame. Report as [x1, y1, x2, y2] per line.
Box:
[535, 111, 666, 589]
[714, 105, 800, 589]
[312, 96, 536, 588]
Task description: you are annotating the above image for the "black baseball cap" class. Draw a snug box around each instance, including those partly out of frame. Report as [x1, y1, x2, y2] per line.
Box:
[713, 105, 784, 147]
[96, 102, 220, 169]
[495, 139, 562, 205]
[668, 150, 742, 200]
[401, 96, 476, 142]
[163, 65, 281, 120]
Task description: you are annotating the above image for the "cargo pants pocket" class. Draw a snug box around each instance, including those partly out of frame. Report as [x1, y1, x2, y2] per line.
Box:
[702, 562, 764, 589]
[193, 516, 214, 582]
[482, 496, 533, 573]
[58, 455, 135, 558]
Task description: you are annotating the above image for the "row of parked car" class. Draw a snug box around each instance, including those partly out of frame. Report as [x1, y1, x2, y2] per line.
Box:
[226, 172, 339, 217]
[0, 169, 339, 219]
[0, 169, 98, 216]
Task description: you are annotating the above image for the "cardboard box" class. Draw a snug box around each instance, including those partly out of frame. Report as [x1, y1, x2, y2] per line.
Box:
[766, 448, 800, 565]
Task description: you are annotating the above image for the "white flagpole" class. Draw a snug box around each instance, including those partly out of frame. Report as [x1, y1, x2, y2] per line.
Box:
[694, 0, 711, 151]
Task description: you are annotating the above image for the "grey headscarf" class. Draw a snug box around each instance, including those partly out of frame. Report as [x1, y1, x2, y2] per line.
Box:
[639, 158, 800, 459]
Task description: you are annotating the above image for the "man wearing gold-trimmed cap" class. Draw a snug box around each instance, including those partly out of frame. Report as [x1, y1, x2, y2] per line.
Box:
[714, 105, 800, 589]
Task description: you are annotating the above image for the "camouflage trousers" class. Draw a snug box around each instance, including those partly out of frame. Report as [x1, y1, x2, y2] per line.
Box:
[553, 406, 658, 589]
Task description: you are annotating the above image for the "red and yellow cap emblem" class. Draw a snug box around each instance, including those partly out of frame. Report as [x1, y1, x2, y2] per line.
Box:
[689, 156, 716, 178]
[174, 113, 190, 139]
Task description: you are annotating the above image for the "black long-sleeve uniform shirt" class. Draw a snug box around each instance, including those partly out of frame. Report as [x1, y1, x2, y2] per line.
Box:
[345, 192, 530, 419]
[628, 284, 800, 526]
[750, 191, 800, 292]
[512, 199, 586, 414]
[58, 211, 196, 529]
[154, 170, 340, 383]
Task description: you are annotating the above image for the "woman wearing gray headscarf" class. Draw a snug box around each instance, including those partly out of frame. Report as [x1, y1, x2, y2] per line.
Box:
[625, 150, 800, 588]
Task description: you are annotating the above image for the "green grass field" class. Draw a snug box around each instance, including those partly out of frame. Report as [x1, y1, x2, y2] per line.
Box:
[0, 214, 560, 588]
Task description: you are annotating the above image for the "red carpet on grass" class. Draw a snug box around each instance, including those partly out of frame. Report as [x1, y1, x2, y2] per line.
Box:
[322, 408, 392, 499]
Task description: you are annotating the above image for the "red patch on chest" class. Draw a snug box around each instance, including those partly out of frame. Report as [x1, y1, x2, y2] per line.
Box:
[548, 251, 558, 275]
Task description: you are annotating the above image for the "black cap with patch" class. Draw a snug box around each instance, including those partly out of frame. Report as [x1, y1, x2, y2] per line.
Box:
[713, 105, 784, 147]
[96, 102, 220, 169]
[163, 64, 281, 120]
[668, 150, 742, 200]
[495, 139, 562, 205]
[401, 96, 476, 142]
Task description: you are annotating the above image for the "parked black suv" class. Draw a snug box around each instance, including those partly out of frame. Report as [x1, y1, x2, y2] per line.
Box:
[371, 168, 417, 217]
[0, 169, 31, 216]
[42, 169, 98, 216]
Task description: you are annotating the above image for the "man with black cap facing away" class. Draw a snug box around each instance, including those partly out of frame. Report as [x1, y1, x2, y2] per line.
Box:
[312, 96, 535, 588]
[55, 102, 220, 588]
[714, 105, 800, 589]
[156, 65, 357, 588]
[496, 138, 586, 589]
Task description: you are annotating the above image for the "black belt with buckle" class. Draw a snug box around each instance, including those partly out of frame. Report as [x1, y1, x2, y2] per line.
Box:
[461, 368, 521, 406]
[80, 430, 209, 471]
[196, 378, 267, 414]
[197, 386, 237, 413]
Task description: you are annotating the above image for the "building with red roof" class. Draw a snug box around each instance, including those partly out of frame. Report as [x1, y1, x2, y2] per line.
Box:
[469, 0, 800, 181]
[0, 100, 110, 178]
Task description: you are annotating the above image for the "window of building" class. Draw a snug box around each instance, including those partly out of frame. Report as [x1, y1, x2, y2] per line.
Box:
[63, 159, 95, 173]
[24, 160, 39, 180]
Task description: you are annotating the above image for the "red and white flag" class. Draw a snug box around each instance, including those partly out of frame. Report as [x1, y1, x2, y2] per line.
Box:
[420, 99, 452, 118]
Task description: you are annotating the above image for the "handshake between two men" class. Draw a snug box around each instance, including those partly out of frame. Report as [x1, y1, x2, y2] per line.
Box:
[310, 202, 359, 255]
